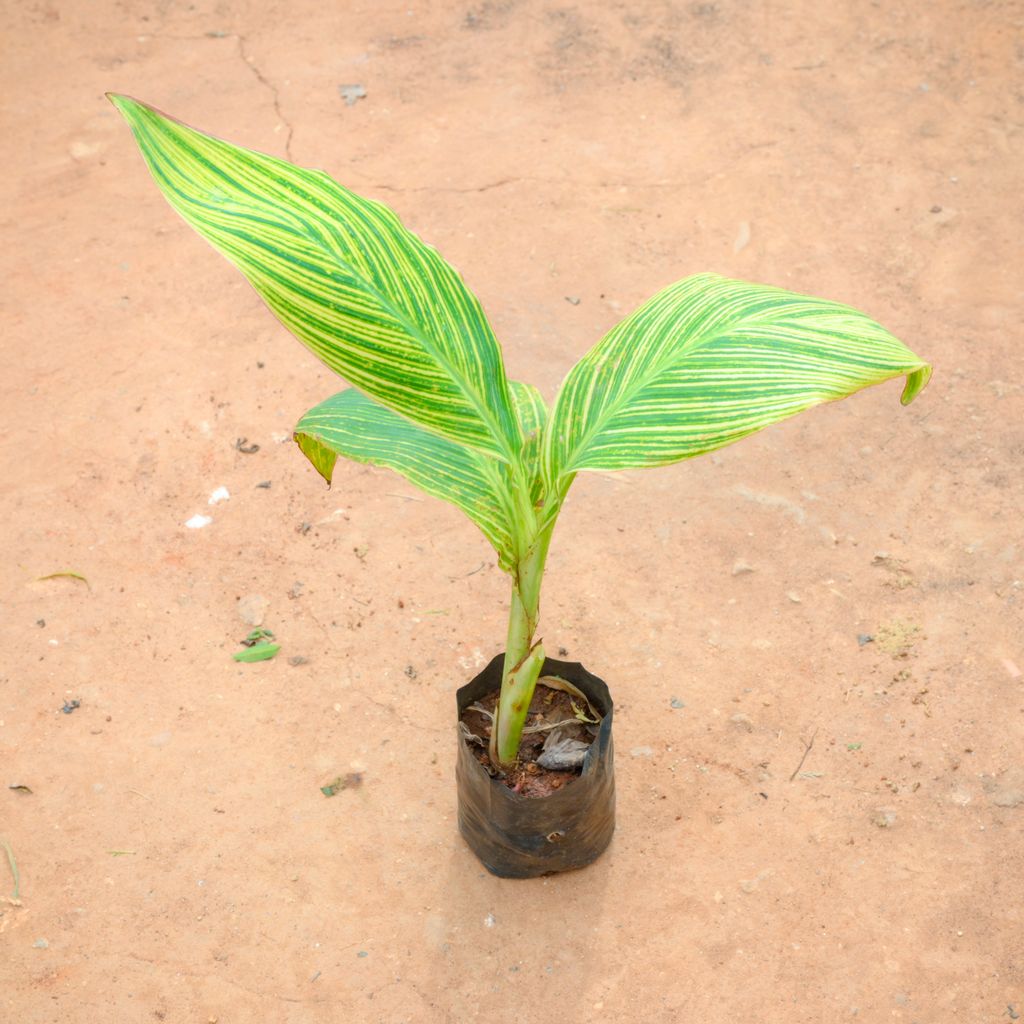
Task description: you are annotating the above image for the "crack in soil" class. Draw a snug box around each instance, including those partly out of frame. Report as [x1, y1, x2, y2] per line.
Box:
[145, 31, 296, 161]
[125, 953, 328, 1003]
[367, 175, 706, 194]
[235, 34, 295, 161]
[350, 686, 446, 734]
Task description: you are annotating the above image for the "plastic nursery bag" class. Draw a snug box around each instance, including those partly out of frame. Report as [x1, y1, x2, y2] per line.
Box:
[455, 653, 616, 879]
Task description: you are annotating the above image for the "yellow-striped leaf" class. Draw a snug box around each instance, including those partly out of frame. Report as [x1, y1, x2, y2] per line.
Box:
[546, 274, 931, 478]
[509, 382, 548, 507]
[295, 388, 515, 561]
[110, 95, 520, 461]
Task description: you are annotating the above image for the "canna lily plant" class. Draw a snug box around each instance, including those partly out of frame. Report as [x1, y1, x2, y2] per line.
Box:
[111, 95, 931, 770]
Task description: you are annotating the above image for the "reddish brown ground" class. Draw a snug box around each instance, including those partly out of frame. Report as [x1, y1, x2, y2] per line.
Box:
[2, 1, 1022, 1021]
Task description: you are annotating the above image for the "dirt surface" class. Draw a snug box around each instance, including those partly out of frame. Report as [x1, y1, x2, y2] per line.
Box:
[461, 681, 594, 796]
[2, 1, 1022, 1021]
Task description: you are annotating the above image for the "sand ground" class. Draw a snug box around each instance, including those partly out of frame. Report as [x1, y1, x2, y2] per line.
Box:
[2, 1, 1022, 1021]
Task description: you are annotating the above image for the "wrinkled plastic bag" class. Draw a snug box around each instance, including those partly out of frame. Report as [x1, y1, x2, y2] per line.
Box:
[455, 653, 616, 878]
[537, 729, 591, 771]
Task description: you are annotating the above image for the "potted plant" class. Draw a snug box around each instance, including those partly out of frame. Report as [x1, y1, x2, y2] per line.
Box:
[110, 95, 931, 877]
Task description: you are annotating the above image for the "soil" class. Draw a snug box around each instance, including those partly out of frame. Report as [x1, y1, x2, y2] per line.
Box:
[3, 1, 1023, 1022]
[460, 682, 594, 797]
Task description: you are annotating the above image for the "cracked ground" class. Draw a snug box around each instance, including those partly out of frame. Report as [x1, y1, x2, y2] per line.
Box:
[2, 1, 1023, 1022]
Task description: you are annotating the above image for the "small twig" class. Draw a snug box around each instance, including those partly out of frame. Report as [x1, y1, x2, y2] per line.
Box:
[448, 562, 486, 581]
[1, 836, 21, 904]
[36, 570, 91, 590]
[385, 492, 423, 502]
[127, 789, 152, 801]
[789, 727, 819, 782]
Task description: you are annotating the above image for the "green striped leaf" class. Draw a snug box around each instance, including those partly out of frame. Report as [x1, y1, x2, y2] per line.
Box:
[511, 381, 547, 443]
[509, 382, 548, 506]
[545, 274, 931, 478]
[294, 388, 515, 561]
[110, 95, 520, 461]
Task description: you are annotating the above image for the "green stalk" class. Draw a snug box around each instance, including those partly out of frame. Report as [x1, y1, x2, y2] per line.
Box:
[489, 512, 557, 768]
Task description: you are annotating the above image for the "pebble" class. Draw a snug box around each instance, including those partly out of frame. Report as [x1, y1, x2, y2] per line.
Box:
[670, 697, 685, 709]
[185, 514, 212, 529]
[69, 140, 101, 159]
[993, 789, 1024, 809]
[739, 869, 772, 893]
[33, 938, 49, 949]
[729, 713, 754, 732]
[237, 594, 269, 627]
[978, 770, 1024, 806]
[872, 808, 897, 829]
[630, 746, 654, 758]
[986, 767, 1024, 808]
[786, 590, 802, 603]
[733, 220, 751, 254]
[339, 84, 367, 105]
[731, 560, 755, 576]
[208, 485, 230, 505]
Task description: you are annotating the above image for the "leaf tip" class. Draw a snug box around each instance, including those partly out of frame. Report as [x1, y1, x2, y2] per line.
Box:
[106, 92, 142, 118]
[900, 364, 933, 406]
[107, 94, 184, 134]
[294, 431, 338, 486]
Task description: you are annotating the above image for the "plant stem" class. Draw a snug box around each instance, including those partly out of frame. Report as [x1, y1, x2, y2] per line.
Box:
[490, 519, 555, 767]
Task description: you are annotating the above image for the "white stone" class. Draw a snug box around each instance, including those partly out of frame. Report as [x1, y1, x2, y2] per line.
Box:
[237, 594, 269, 627]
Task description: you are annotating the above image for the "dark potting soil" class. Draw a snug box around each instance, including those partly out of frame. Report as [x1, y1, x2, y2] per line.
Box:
[459, 682, 596, 798]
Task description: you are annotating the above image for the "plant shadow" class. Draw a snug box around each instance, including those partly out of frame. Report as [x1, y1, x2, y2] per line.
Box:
[423, 831, 616, 1017]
